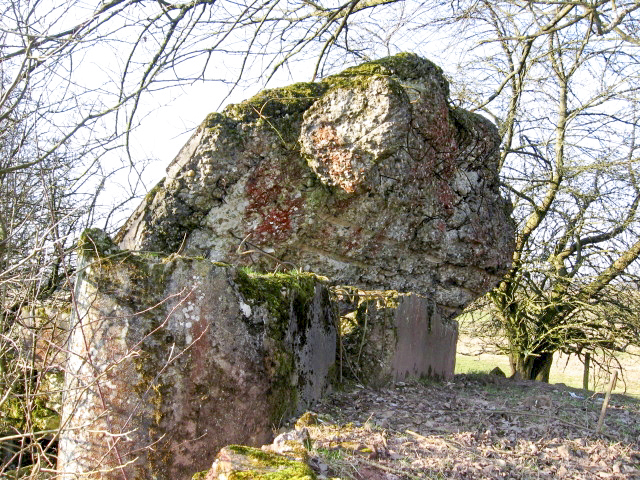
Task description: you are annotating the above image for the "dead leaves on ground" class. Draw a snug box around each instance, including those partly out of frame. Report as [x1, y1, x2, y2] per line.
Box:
[307, 375, 640, 479]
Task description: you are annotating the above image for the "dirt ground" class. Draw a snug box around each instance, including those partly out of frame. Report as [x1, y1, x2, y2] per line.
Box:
[304, 375, 640, 479]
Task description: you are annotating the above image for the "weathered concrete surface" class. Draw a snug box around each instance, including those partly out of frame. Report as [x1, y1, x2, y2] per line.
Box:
[332, 287, 457, 386]
[116, 53, 515, 318]
[57, 230, 335, 479]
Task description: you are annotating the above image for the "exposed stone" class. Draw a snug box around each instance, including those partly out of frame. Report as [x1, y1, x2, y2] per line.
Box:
[332, 287, 458, 385]
[57, 229, 336, 479]
[264, 427, 311, 456]
[116, 53, 515, 318]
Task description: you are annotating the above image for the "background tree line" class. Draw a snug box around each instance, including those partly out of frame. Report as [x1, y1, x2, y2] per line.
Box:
[1, 0, 639, 474]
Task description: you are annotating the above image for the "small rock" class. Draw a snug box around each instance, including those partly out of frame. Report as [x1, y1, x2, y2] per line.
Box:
[296, 411, 319, 429]
[308, 455, 329, 474]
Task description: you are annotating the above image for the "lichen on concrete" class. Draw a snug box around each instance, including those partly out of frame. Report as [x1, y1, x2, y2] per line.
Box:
[59, 231, 336, 479]
[116, 53, 515, 319]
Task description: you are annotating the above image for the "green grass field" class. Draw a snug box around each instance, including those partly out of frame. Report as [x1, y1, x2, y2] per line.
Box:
[456, 334, 640, 398]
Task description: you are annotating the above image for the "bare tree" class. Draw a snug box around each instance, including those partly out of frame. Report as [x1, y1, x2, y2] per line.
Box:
[0, 0, 422, 473]
[426, 0, 640, 381]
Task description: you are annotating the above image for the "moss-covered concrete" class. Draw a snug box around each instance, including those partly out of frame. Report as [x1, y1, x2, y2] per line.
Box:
[222, 445, 316, 479]
[223, 82, 328, 149]
[333, 288, 400, 387]
[144, 178, 166, 204]
[61, 231, 336, 478]
[234, 269, 324, 339]
[233, 268, 334, 426]
[78, 228, 121, 260]
[336, 52, 444, 82]
[331, 287, 457, 386]
[216, 53, 440, 151]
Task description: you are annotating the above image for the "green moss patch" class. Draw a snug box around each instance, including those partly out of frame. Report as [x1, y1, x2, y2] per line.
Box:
[78, 228, 120, 260]
[234, 269, 323, 339]
[234, 269, 329, 426]
[215, 53, 443, 151]
[225, 445, 316, 479]
[224, 82, 329, 148]
[144, 179, 165, 204]
[325, 52, 445, 95]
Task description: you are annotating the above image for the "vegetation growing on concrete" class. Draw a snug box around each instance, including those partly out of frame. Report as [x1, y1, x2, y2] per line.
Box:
[234, 268, 329, 426]
[234, 268, 324, 340]
[225, 445, 316, 479]
[337, 52, 445, 84]
[224, 82, 329, 148]
[77, 228, 121, 261]
[331, 287, 401, 386]
[216, 53, 442, 151]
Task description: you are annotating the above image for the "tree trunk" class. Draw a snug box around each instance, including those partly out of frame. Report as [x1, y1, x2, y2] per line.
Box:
[583, 352, 590, 390]
[510, 350, 554, 382]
